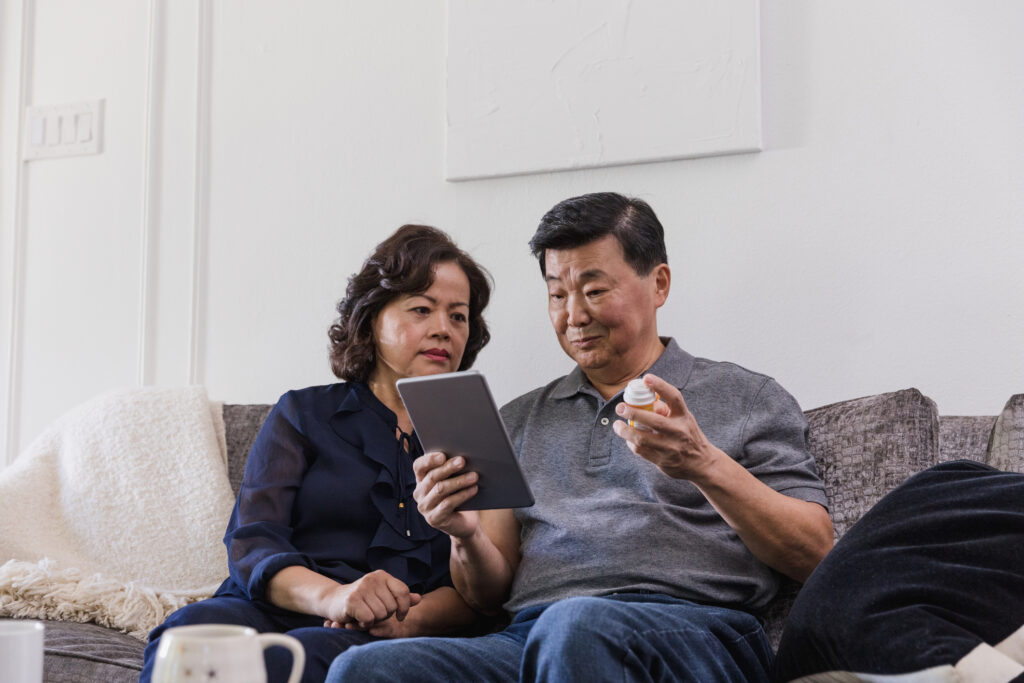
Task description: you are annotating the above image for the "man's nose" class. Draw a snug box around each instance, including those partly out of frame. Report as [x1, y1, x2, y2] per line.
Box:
[565, 294, 591, 327]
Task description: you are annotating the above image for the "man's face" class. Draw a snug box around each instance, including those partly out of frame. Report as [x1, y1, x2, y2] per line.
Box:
[544, 234, 668, 380]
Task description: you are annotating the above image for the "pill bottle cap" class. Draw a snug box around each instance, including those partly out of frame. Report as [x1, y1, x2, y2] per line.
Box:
[623, 378, 656, 406]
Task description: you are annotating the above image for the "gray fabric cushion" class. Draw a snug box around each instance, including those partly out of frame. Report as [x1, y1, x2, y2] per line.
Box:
[762, 389, 938, 652]
[803, 388, 939, 541]
[41, 620, 143, 683]
[759, 576, 801, 653]
[222, 403, 273, 496]
[939, 415, 997, 464]
[986, 394, 1024, 473]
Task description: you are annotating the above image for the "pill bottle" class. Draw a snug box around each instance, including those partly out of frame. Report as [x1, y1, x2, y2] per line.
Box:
[623, 377, 657, 431]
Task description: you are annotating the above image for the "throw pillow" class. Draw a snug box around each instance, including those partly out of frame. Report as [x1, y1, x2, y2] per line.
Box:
[804, 388, 939, 540]
[987, 394, 1024, 474]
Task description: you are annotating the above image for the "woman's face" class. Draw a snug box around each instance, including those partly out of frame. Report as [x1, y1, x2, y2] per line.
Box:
[371, 261, 472, 387]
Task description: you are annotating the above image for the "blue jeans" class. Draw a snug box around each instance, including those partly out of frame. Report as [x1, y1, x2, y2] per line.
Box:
[326, 592, 772, 682]
[139, 596, 376, 683]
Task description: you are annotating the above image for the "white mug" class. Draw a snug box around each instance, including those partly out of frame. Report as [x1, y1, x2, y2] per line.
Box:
[0, 619, 44, 683]
[152, 624, 305, 683]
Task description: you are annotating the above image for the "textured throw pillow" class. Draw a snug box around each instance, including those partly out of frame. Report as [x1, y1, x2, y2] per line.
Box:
[986, 394, 1024, 474]
[760, 390, 940, 652]
[804, 388, 939, 540]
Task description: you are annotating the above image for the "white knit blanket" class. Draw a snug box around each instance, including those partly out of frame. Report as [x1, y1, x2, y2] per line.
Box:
[0, 386, 236, 639]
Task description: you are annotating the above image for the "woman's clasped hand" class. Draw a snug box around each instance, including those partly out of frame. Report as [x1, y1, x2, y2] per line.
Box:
[322, 570, 422, 633]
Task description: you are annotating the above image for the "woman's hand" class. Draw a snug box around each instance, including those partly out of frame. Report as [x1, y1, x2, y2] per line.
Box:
[320, 569, 421, 630]
[325, 586, 478, 639]
[326, 613, 412, 639]
[413, 451, 480, 539]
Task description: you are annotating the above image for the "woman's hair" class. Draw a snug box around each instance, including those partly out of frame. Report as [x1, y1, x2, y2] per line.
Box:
[328, 224, 492, 382]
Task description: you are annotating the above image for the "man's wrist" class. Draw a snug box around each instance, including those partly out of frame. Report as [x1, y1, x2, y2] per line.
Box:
[675, 443, 728, 485]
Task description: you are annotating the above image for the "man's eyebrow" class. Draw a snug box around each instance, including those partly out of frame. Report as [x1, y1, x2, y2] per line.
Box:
[545, 268, 608, 283]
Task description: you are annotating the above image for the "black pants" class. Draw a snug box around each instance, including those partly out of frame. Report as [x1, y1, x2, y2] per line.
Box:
[773, 460, 1024, 681]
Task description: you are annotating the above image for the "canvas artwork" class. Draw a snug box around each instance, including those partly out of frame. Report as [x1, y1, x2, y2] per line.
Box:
[446, 0, 762, 181]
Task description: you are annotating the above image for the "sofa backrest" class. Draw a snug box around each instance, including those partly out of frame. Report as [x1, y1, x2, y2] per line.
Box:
[219, 390, 1024, 652]
[761, 390, 1022, 649]
[939, 415, 996, 464]
[223, 404, 273, 497]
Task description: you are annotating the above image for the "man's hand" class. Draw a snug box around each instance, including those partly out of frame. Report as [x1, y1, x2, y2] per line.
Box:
[613, 373, 834, 582]
[413, 452, 481, 539]
[612, 373, 722, 481]
[320, 570, 421, 630]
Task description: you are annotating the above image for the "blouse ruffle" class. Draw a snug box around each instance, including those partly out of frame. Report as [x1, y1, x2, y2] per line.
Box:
[329, 383, 440, 589]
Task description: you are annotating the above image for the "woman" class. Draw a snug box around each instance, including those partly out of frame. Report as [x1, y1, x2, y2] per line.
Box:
[140, 224, 492, 683]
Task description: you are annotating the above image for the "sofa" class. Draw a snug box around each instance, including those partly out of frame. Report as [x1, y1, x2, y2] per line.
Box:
[19, 387, 1024, 682]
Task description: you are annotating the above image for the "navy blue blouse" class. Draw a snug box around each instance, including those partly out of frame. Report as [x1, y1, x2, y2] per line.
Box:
[214, 382, 453, 604]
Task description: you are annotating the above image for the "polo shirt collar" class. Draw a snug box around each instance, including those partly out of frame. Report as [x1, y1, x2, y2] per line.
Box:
[646, 338, 696, 389]
[549, 337, 696, 400]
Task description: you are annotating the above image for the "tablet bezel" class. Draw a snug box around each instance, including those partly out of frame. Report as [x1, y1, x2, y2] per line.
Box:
[396, 371, 535, 510]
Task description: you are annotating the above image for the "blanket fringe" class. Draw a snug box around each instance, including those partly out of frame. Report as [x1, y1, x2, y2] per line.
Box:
[0, 558, 220, 640]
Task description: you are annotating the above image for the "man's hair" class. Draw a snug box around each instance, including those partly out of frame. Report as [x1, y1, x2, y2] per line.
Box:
[528, 192, 668, 276]
[328, 224, 492, 382]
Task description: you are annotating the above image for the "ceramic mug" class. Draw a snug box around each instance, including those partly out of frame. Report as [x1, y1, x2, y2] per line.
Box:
[152, 624, 305, 683]
[0, 619, 44, 683]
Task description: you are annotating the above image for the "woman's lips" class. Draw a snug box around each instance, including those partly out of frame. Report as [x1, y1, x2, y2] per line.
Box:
[422, 348, 451, 361]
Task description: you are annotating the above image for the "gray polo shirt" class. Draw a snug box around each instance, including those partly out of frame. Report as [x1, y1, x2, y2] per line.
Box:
[500, 338, 828, 614]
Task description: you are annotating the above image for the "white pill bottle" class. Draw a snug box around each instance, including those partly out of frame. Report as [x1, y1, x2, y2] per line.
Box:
[623, 377, 657, 431]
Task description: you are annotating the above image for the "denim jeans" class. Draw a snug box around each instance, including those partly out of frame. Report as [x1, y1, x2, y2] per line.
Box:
[325, 592, 772, 682]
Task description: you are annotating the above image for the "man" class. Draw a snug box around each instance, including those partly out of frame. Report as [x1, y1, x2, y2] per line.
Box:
[326, 192, 834, 682]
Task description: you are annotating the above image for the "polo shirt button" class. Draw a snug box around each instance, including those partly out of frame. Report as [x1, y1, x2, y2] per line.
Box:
[600, 417, 610, 426]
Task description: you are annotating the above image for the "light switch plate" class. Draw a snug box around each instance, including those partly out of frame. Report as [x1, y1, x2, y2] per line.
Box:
[23, 99, 104, 161]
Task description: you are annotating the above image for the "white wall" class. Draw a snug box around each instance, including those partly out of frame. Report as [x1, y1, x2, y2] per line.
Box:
[2, 1, 1023, 464]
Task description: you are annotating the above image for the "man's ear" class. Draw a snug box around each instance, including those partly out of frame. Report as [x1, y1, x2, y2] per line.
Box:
[652, 263, 671, 308]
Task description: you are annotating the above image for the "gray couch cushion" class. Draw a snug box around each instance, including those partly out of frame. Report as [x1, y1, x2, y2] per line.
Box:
[41, 619, 143, 683]
[938, 415, 997, 464]
[761, 389, 939, 652]
[986, 394, 1024, 473]
[222, 404, 273, 496]
[804, 388, 939, 541]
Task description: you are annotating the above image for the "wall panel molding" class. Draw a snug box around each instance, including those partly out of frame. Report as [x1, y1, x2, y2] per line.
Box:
[3, 0, 35, 465]
[2, 0, 209, 465]
[136, 0, 162, 387]
[188, 0, 211, 386]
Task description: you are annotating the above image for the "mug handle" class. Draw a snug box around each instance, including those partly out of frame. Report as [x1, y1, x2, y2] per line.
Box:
[257, 633, 306, 683]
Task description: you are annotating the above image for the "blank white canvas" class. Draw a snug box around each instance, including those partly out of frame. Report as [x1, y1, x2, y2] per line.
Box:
[446, 0, 762, 181]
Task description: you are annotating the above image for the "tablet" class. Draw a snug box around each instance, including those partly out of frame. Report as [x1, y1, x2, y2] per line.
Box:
[396, 371, 535, 510]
